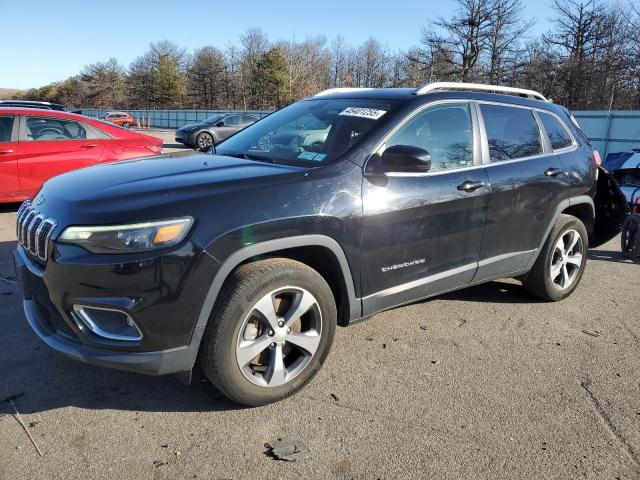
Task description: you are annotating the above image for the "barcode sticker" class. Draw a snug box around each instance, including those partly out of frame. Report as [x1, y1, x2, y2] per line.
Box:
[339, 107, 387, 120]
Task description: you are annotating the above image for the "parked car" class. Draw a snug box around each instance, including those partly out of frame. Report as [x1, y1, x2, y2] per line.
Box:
[0, 108, 163, 203]
[175, 113, 259, 148]
[603, 149, 640, 256]
[100, 111, 135, 128]
[14, 83, 626, 406]
[0, 100, 66, 111]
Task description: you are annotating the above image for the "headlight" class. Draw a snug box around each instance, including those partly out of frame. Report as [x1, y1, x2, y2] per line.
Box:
[58, 217, 194, 254]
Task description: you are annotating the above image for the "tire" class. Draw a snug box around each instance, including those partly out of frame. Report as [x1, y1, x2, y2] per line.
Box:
[196, 132, 214, 149]
[523, 214, 588, 301]
[620, 214, 640, 258]
[122, 122, 131, 128]
[200, 258, 337, 407]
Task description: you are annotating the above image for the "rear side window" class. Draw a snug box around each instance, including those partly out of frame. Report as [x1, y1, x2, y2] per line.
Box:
[0, 116, 14, 142]
[539, 112, 573, 150]
[480, 104, 542, 162]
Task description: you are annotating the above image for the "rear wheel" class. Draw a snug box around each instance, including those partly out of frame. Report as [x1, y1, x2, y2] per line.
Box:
[196, 132, 214, 149]
[200, 258, 336, 406]
[524, 214, 588, 301]
[621, 214, 640, 258]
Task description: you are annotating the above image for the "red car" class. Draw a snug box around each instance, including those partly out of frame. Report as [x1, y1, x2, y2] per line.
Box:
[0, 108, 163, 203]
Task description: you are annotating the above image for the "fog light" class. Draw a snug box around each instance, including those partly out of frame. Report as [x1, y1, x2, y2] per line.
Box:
[71, 306, 142, 341]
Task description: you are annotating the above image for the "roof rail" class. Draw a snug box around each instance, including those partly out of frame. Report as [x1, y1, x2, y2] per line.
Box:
[314, 87, 373, 97]
[414, 82, 548, 102]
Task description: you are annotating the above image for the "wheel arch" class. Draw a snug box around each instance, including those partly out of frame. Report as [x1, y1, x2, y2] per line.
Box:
[187, 235, 361, 367]
[525, 195, 594, 269]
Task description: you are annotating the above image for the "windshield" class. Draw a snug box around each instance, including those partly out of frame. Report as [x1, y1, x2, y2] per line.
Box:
[203, 114, 224, 124]
[216, 98, 399, 166]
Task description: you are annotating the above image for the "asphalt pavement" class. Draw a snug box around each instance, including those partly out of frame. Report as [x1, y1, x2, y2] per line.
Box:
[1, 199, 639, 479]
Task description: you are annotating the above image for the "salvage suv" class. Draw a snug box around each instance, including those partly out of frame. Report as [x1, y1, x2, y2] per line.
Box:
[14, 83, 627, 406]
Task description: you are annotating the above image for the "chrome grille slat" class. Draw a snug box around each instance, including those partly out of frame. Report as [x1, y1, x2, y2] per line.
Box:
[16, 200, 57, 262]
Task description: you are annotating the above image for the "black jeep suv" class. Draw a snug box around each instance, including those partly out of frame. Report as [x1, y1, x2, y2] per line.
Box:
[14, 83, 626, 406]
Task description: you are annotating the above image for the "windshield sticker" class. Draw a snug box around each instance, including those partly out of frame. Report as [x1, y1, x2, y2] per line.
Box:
[339, 107, 387, 120]
[298, 151, 319, 160]
[297, 151, 327, 162]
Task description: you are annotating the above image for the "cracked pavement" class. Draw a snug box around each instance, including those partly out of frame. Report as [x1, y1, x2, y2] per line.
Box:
[1, 204, 639, 479]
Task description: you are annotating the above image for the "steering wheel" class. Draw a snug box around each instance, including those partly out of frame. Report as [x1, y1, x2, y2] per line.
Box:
[38, 127, 64, 136]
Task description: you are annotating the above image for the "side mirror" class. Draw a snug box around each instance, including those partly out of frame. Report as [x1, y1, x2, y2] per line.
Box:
[215, 121, 225, 127]
[366, 145, 432, 175]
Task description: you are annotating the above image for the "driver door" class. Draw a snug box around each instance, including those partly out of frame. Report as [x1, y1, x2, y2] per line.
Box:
[17, 115, 105, 197]
[216, 115, 243, 141]
[361, 102, 490, 314]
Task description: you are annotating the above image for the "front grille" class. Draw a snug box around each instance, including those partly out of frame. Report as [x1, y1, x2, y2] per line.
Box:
[16, 200, 57, 261]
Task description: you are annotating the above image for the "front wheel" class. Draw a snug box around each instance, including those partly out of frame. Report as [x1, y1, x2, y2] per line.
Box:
[122, 122, 131, 128]
[200, 258, 337, 406]
[196, 132, 214, 149]
[523, 214, 588, 301]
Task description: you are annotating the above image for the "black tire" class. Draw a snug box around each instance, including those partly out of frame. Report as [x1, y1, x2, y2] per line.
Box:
[196, 132, 214, 149]
[620, 214, 640, 258]
[523, 214, 589, 301]
[122, 122, 131, 128]
[200, 258, 337, 407]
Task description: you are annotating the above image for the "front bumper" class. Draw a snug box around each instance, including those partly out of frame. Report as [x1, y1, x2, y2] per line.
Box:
[13, 242, 218, 375]
[175, 130, 195, 145]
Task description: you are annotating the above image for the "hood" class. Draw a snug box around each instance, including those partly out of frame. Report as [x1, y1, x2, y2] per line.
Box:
[38, 152, 308, 227]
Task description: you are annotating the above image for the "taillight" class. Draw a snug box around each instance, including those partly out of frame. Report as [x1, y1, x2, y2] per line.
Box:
[146, 144, 162, 154]
[593, 150, 602, 166]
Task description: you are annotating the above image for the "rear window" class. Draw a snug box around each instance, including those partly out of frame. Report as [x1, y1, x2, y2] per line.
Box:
[539, 112, 573, 150]
[480, 104, 542, 162]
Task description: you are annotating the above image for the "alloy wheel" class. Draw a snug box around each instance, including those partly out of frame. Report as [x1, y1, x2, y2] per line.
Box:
[235, 287, 322, 387]
[197, 133, 213, 148]
[550, 229, 583, 290]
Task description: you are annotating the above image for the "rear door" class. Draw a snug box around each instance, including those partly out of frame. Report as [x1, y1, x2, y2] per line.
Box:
[17, 115, 105, 197]
[0, 115, 19, 199]
[474, 102, 571, 281]
[361, 101, 490, 314]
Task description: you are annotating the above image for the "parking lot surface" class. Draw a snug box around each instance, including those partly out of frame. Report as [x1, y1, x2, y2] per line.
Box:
[1, 202, 639, 479]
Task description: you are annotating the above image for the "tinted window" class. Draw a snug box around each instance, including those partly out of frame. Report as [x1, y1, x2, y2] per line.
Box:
[223, 115, 242, 126]
[539, 112, 573, 150]
[26, 117, 87, 141]
[480, 104, 542, 162]
[385, 103, 473, 172]
[0, 116, 14, 142]
[242, 115, 257, 124]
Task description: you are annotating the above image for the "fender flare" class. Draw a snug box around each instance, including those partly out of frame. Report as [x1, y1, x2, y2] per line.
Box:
[525, 195, 594, 269]
[184, 235, 361, 367]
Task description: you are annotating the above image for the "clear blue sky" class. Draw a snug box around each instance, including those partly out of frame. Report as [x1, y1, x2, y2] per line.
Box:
[0, 0, 553, 90]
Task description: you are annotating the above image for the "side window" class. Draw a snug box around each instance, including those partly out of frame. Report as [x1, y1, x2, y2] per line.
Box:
[242, 115, 257, 124]
[224, 115, 242, 126]
[539, 112, 573, 150]
[385, 103, 474, 172]
[25, 117, 87, 141]
[480, 104, 542, 162]
[0, 116, 14, 142]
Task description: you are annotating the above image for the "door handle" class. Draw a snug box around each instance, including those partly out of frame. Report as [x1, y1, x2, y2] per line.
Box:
[81, 143, 99, 149]
[457, 180, 486, 192]
[544, 167, 564, 177]
[0, 149, 15, 154]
